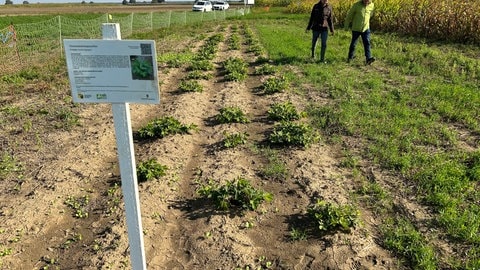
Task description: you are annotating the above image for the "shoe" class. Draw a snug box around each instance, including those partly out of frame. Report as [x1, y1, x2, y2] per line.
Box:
[366, 57, 376, 65]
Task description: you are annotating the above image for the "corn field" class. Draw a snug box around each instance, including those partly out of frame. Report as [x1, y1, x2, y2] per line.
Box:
[283, 0, 480, 45]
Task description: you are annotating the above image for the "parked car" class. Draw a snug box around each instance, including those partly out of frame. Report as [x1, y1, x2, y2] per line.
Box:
[192, 1, 213, 12]
[213, 1, 229, 10]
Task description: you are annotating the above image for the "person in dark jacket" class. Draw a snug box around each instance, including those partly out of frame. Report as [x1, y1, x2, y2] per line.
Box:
[306, 0, 335, 63]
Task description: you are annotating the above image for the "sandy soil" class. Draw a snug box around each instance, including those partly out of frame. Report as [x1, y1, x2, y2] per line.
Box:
[0, 16, 405, 269]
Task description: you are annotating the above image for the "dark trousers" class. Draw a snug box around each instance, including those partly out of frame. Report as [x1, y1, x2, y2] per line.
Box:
[311, 29, 328, 61]
[348, 29, 372, 61]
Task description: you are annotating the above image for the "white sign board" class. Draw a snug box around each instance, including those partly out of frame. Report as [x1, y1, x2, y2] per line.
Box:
[245, 0, 254, 5]
[64, 39, 159, 104]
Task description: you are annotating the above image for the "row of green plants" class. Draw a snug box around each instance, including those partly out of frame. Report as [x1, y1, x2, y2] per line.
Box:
[251, 14, 479, 269]
[136, 24, 359, 241]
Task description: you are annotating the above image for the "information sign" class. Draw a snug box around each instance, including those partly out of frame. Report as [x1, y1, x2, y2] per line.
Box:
[64, 39, 160, 104]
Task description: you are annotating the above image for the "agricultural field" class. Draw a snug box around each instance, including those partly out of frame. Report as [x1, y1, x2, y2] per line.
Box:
[0, 4, 479, 270]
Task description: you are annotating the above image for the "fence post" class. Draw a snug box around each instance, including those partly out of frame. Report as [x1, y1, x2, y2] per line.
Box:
[168, 10, 171, 28]
[150, 12, 153, 31]
[58, 16, 62, 58]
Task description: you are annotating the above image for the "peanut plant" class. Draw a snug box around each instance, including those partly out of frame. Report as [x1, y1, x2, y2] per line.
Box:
[268, 121, 318, 148]
[138, 116, 197, 139]
[223, 132, 249, 148]
[307, 199, 359, 233]
[179, 79, 203, 93]
[197, 177, 273, 212]
[136, 158, 168, 182]
[261, 75, 289, 94]
[223, 57, 248, 82]
[216, 107, 250, 124]
[268, 101, 305, 121]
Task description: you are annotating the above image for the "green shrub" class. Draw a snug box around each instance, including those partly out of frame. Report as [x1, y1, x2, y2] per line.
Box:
[307, 199, 359, 232]
[262, 75, 289, 94]
[216, 107, 250, 124]
[268, 101, 304, 121]
[138, 116, 197, 139]
[188, 60, 214, 71]
[197, 177, 273, 211]
[227, 33, 241, 50]
[223, 57, 248, 82]
[268, 121, 318, 147]
[254, 63, 276, 75]
[223, 132, 249, 148]
[136, 158, 168, 182]
[179, 79, 203, 92]
[186, 70, 213, 80]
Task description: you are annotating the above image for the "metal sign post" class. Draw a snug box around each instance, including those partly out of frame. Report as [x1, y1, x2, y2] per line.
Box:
[63, 23, 160, 270]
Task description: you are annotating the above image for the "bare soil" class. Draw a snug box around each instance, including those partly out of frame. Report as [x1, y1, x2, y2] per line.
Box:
[0, 6, 406, 270]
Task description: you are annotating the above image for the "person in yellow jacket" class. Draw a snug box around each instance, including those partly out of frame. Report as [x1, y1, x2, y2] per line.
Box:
[344, 0, 375, 65]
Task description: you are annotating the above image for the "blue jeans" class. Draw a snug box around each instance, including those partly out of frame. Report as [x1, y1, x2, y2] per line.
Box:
[312, 29, 329, 61]
[348, 29, 372, 61]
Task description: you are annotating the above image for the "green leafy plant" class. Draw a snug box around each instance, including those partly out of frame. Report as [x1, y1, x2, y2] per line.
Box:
[247, 43, 264, 56]
[268, 121, 318, 147]
[179, 79, 203, 92]
[254, 63, 276, 75]
[136, 158, 168, 182]
[307, 200, 359, 233]
[157, 52, 193, 68]
[194, 46, 217, 61]
[0, 152, 22, 179]
[216, 107, 250, 124]
[64, 195, 90, 219]
[223, 57, 248, 82]
[105, 183, 121, 216]
[290, 227, 307, 241]
[0, 247, 12, 257]
[188, 60, 214, 71]
[227, 33, 241, 50]
[268, 101, 305, 121]
[186, 70, 213, 80]
[138, 116, 197, 139]
[261, 75, 289, 94]
[223, 132, 249, 148]
[197, 177, 273, 211]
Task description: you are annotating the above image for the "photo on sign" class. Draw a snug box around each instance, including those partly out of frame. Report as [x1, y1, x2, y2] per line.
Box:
[130, 55, 154, 80]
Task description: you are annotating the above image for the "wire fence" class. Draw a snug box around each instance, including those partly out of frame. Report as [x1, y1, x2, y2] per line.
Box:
[0, 8, 249, 76]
